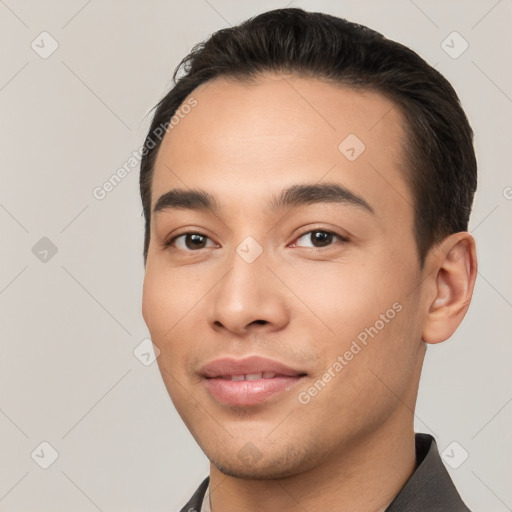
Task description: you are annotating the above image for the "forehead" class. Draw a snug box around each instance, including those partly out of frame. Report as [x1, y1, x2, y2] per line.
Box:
[152, 74, 412, 223]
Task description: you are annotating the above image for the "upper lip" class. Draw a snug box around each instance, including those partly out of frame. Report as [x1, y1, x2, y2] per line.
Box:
[200, 356, 307, 378]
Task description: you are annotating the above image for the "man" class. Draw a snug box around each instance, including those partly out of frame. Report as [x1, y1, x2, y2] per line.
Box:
[140, 7, 477, 511]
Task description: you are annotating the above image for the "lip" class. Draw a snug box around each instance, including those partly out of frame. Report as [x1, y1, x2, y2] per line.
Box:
[200, 355, 306, 378]
[200, 356, 307, 406]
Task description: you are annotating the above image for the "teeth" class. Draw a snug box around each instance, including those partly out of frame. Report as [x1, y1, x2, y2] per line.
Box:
[246, 373, 263, 381]
[224, 372, 277, 381]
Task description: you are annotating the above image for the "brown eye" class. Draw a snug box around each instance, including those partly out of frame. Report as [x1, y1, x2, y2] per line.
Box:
[168, 232, 217, 251]
[310, 231, 333, 247]
[293, 230, 347, 248]
[185, 234, 207, 249]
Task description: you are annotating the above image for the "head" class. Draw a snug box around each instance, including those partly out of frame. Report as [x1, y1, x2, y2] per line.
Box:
[140, 8, 477, 478]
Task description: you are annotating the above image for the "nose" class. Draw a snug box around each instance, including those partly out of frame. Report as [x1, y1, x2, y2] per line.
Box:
[208, 246, 290, 337]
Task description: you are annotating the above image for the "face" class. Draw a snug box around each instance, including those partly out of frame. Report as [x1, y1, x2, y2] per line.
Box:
[142, 74, 429, 478]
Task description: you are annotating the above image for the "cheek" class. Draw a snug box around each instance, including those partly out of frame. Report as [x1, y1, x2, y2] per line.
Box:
[142, 268, 190, 378]
[143, 263, 203, 336]
[317, 272, 422, 410]
[141, 265, 206, 379]
[281, 258, 401, 337]
[284, 253, 421, 367]
[142, 267, 208, 407]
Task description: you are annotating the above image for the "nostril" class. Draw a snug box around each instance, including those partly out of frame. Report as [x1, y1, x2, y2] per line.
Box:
[252, 320, 267, 325]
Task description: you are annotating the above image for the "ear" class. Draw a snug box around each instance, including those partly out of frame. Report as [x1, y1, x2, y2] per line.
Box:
[422, 232, 478, 344]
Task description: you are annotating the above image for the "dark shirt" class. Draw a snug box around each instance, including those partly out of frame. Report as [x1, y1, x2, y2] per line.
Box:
[179, 433, 472, 511]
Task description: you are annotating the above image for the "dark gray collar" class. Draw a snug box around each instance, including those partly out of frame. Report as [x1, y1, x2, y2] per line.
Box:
[179, 433, 471, 512]
[384, 433, 471, 511]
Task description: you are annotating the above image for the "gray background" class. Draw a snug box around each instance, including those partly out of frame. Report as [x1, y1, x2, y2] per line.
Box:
[0, 0, 511, 511]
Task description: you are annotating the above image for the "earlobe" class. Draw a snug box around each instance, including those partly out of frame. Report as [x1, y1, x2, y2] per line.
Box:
[422, 233, 477, 344]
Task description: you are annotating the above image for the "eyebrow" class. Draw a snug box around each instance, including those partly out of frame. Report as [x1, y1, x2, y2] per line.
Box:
[153, 183, 374, 215]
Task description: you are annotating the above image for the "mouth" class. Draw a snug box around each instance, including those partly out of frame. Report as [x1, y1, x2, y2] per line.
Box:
[216, 372, 293, 381]
[200, 356, 308, 406]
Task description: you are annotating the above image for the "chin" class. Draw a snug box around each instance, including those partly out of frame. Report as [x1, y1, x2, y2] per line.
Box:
[206, 442, 318, 480]
[211, 459, 300, 480]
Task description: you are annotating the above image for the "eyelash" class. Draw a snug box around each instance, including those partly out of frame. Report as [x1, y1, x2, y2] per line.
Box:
[292, 228, 349, 248]
[163, 228, 349, 251]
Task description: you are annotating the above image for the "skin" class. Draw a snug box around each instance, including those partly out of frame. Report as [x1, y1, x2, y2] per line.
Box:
[141, 74, 477, 512]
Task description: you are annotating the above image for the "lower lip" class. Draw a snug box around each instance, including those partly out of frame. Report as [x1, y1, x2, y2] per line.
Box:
[204, 376, 304, 406]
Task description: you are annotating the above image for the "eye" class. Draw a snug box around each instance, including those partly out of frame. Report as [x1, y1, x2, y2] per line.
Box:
[291, 229, 348, 249]
[166, 232, 218, 251]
